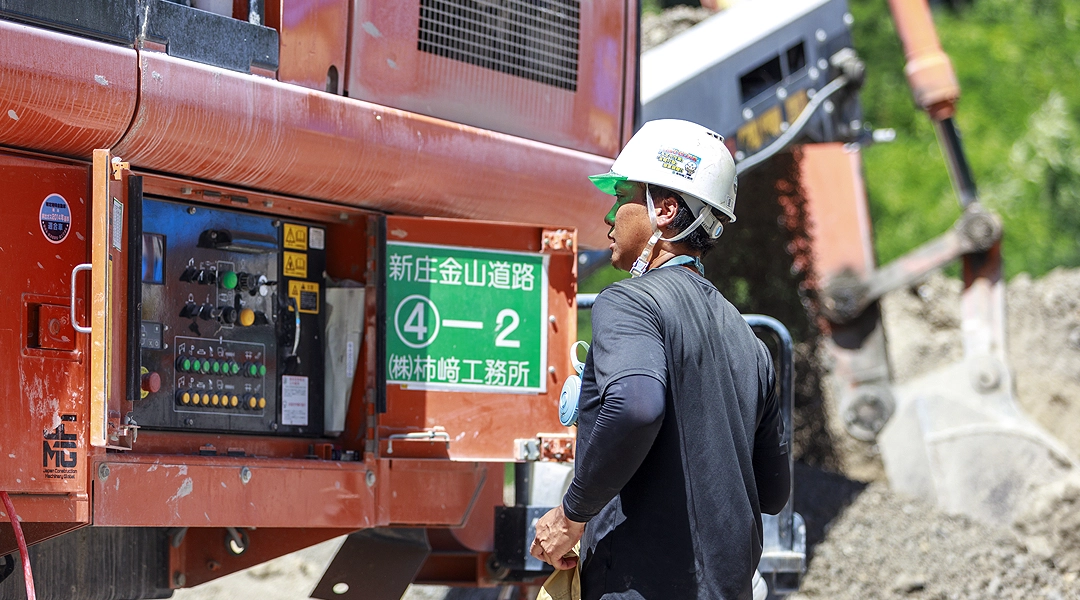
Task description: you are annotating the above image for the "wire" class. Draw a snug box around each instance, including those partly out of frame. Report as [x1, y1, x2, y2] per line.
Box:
[0, 492, 36, 600]
[735, 75, 851, 176]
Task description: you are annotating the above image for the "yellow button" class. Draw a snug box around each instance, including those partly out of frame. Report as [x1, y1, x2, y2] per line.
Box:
[181, 392, 191, 405]
[230, 395, 239, 407]
[239, 308, 255, 327]
[201, 393, 210, 406]
[258, 397, 266, 409]
[248, 396, 257, 409]
[211, 394, 220, 406]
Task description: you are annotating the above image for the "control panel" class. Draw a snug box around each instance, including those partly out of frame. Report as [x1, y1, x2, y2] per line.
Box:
[134, 198, 325, 435]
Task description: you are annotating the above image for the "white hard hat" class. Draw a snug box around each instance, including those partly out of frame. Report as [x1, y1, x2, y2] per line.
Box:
[590, 119, 738, 236]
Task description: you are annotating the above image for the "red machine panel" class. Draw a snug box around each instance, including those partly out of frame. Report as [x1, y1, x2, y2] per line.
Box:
[0, 21, 137, 157]
[274, 0, 351, 94]
[347, 0, 629, 158]
[0, 152, 90, 496]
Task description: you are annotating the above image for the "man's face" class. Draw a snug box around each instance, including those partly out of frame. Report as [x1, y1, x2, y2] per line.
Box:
[605, 181, 654, 271]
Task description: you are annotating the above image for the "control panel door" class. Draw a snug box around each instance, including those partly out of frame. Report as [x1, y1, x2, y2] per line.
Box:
[379, 216, 577, 461]
[88, 150, 137, 449]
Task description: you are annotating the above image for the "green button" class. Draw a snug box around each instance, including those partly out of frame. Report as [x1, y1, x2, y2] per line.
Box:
[192, 359, 202, 372]
[221, 271, 238, 290]
[211, 361, 221, 374]
[181, 358, 191, 372]
[258, 364, 266, 377]
[248, 364, 258, 377]
[230, 362, 240, 375]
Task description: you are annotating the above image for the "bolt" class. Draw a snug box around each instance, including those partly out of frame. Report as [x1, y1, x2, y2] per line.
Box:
[548, 366, 556, 375]
[174, 572, 186, 587]
[240, 467, 252, 484]
[187, 207, 196, 215]
[549, 315, 557, 324]
[365, 470, 376, 487]
[98, 463, 110, 481]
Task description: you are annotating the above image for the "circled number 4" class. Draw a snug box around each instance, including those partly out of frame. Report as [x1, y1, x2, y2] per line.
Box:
[404, 302, 428, 341]
[495, 309, 520, 348]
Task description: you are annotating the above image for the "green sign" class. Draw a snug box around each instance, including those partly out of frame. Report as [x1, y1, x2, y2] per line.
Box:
[386, 242, 548, 393]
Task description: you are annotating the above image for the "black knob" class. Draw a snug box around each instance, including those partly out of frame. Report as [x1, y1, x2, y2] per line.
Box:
[179, 266, 198, 282]
[221, 306, 237, 324]
[199, 304, 215, 320]
[180, 302, 199, 318]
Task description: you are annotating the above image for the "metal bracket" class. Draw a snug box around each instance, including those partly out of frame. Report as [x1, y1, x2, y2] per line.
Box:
[110, 157, 129, 180]
[386, 427, 450, 455]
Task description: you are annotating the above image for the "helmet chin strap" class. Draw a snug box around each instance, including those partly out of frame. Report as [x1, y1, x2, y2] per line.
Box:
[629, 186, 719, 277]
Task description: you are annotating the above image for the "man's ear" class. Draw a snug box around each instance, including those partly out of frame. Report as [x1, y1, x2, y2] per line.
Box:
[654, 196, 681, 229]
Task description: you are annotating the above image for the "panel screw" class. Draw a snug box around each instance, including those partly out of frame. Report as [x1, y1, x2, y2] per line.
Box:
[187, 207, 196, 215]
[240, 467, 252, 484]
[98, 463, 110, 481]
[365, 470, 376, 487]
[174, 572, 186, 587]
[548, 315, 556, 324]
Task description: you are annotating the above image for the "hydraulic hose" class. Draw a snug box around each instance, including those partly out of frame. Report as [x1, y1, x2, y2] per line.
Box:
[0, 492, 36, 600]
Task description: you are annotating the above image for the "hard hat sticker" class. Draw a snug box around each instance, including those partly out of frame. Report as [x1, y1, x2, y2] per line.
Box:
[39, 193, 72, 244]
[656, 148, 701, 180]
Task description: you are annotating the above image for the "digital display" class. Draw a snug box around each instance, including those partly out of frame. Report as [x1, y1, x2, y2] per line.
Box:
[142, 233, 165, 284]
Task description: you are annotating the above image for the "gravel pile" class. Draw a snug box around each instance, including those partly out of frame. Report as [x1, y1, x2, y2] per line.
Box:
[791, 482, 1080, 600]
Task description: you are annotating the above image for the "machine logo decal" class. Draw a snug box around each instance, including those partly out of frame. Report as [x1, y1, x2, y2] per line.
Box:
[42, 414, 79, 479]
[656, 148, 701, 180]
[39, 193, 72, 244]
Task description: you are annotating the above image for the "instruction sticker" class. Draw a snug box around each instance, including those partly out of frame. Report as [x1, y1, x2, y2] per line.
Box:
[283, 223, 308, 250]
[39, 194, 72, 244]
[309, 227, 325, 250]
[288, 280, 320, 314]
[283, 251, 308, 278]
[281, 375, 309, 426]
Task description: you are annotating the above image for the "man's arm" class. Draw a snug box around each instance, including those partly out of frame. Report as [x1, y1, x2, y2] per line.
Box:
[530, 374, 666, 568]
[754, 341, 790, 515]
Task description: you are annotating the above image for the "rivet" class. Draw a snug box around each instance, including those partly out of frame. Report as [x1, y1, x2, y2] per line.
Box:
[365, 470, 376, 487]
[98, 463, 110, 480]
[240, 466, 252, 484]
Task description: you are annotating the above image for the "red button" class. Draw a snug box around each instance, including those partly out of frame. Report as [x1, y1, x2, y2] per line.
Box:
[141, 371, 162, 393]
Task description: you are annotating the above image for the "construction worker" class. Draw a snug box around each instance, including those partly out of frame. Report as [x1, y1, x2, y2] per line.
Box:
[530, 119, 790, 599]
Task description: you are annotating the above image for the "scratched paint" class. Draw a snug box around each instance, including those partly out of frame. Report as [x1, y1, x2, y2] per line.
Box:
[7, 109, 17, 120]
[168, 477, 194, 503]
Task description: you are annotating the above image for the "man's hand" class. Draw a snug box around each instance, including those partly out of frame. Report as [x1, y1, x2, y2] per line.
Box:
[529, 504, 586, 570]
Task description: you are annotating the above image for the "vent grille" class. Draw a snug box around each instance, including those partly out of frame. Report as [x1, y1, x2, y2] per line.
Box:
[419, 0, 581, 91]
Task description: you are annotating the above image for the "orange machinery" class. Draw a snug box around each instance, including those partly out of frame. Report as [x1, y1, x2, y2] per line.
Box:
[0, 1, 637, 597]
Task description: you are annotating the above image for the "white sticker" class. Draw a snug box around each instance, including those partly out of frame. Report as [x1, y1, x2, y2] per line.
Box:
[281, 375, 309, 426]
[309, 227, 325, 250]
[346, 341, 356, 378]
[111, 199, 124, 250]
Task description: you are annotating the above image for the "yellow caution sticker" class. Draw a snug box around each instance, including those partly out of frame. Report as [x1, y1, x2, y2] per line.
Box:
[288, 280, 320, 314]
[283, 251, 308, 278]
[283, 223, 308, 250]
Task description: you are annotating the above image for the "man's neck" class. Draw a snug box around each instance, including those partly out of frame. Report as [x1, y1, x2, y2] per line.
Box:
[647, 242, 699, 271]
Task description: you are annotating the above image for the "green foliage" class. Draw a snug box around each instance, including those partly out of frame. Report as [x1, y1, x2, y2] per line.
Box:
[850, 0, 1080, 278]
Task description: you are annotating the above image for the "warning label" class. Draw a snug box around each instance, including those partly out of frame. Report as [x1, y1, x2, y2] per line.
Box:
[281, 375, 309, 426]
[284, 224, 308, 250]
[288, 280, 320, 314]
[283, 251, 308, 278]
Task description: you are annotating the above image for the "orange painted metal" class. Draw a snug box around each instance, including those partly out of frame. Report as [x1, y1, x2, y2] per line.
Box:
[0, 151, 94, 551]
[797, 144, 875, 280]
[0, 494, 89, 556]
[376, 459, 490, 527]
[112, 51, 614, 249]
[91, 454, 377, 528]
[277, 0, 350, 94]
[348, 1, 627, 158]
[887, 0, 960, 120]
[380, 216, 577, 461]
[172, 526, 355, 588]
[0, 21, 137, 157]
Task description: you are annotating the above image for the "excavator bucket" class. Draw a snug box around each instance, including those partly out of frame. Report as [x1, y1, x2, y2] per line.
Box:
[880, 356, 1075, 523]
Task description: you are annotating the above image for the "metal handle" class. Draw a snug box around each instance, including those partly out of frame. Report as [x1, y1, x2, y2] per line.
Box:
[71, 263, 92, 333]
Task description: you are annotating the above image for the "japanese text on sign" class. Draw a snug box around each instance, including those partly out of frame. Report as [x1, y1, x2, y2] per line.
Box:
[385, 242, 548, 393]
